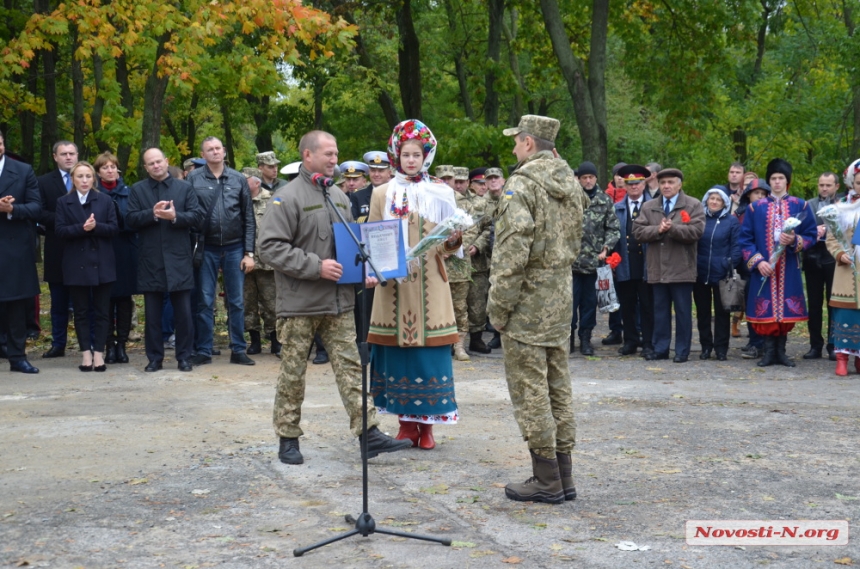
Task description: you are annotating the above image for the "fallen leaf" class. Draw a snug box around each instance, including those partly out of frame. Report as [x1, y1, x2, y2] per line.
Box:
[836, 494, 858, 501]
[421, 484, 449, 495]
[551, 543, 563, 551]
[128, 478, 148, 485]
[451, 541, 476, 548]
[470, 550, 496, 558]
[191, 489, 210, 495]
[834, 558, 853, 566]
[762, 495, 775, 501]
[492, 482, 506, 488]
[502, 557, 523, 564]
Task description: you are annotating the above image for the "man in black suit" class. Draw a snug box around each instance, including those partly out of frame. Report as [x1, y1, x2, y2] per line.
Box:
[38, 140, 79, 358]
[127, 148, 202, 372]
[0, 131, 42, 373]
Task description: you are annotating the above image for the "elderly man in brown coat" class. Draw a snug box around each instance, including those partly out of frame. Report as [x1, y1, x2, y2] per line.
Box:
[632, 168, 705, 362]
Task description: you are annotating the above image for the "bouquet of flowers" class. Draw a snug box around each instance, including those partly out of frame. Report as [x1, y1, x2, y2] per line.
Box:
[406, 208, 475, 263]
[679, 210, 691, 223]
[816, 204, 854, 269]
[605, 252, 622, 270]
[758, 216, 802, 294]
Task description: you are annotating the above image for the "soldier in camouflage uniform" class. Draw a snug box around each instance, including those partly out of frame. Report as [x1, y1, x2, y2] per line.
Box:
[484, 167, 505, 349]
[241, 168, 279, 356]
[437, 165, 473, 361]
[571, 161, 620, 355]
[465, 168, 494, 353]
[489, 115, 587, 504]
[257, 130, 412, 465]
[256, 151, 287, 192]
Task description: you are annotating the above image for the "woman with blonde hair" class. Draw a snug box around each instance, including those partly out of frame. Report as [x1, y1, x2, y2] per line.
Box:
[55, 161, 118, 371]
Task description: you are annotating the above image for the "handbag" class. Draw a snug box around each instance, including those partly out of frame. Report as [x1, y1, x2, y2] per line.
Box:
[718, 270, 746, 312]
[595, 264, 621, 313]
[191, 190, 220, 269]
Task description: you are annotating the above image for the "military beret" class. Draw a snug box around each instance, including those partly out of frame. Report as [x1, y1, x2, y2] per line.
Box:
[656, 167, 684, 181]
[470, 167, 487, 181]
[340, 161, 370, 177]
[453, 167, 470, 181]
[242, 167, 262, 179]
[617, 164, 651, 183]
[435, 165, 455, 178]
[503, 114, 561, 143]
[363, 151, 391, 168]
[485, 167, 503, 178]
[256, 151, 280, 165]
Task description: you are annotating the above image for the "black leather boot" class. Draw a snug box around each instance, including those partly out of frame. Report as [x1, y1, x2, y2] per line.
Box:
[776, 335, 795, 367]
[757, 336, 777, 367]
[270, 331, 281, 355]
[469, 332, 491, 354]
[115, 342, 129, 364]
[105, 338, 117, 364]
[579, 329, 594, 356]
[247, 330, 262, 355]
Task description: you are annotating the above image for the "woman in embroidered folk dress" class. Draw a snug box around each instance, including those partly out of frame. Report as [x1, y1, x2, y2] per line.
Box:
[826, 159, 860, 376]
[739, 158, 818, 367]
[366, 120, 462, 450]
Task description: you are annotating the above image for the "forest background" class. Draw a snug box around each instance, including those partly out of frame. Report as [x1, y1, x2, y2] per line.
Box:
[1, 0, 858, 197]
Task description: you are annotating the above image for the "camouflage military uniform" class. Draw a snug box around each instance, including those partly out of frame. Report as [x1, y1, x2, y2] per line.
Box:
[466, 192, 494, 333]
[244, 187, 277, 334]
[446, 191, 476, 333]
[273, 312, 378, 437]
[570, 189, 620, 338]
[488, 149, 587, 459]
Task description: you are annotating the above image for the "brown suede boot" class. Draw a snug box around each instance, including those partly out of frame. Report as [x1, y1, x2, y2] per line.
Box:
[505, 451, 565, 504]
[556, 452, 577, 501]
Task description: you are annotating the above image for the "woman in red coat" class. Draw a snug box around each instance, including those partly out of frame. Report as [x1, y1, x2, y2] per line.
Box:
[55, 162, 118, 371]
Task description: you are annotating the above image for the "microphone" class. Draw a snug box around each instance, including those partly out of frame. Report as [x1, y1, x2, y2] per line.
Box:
[311, 173, 335, 188]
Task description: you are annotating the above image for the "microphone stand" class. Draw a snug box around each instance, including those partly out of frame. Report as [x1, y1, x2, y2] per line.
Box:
[293, 184, 452, 557]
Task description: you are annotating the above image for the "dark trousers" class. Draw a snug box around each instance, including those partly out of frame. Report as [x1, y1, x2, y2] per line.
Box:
[162, 295, 174, 341]
[48, 282, 70, 348]
[616, 278, 653, 348]
[572, 272, 598, 336]
[608, 309, 623, 334]
[652, 282, 694, 357]
[70, 283, 113, 353]
[0, 299, 29, 362]
[108, 296, 134, 344]
[693, 281, 730, 353]
[804, 263, 835, 350]
[144, 290, 193, 363]
[25, 295, 40, 335]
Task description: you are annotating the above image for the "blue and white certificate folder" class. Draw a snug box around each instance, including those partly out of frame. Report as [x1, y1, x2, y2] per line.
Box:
[335, 219, 408, 284]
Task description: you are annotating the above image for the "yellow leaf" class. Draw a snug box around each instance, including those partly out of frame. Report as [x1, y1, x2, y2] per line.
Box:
[502, 557, 523, 564]
[834, 558, 853, 566]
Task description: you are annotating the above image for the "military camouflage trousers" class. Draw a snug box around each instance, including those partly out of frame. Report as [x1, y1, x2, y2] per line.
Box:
[273, 312, 379, 439]
[244, 270, 277, 334]
[468, 270, 490, 333]
[450, 281, 469, 333]
[501, 335, 576, 458]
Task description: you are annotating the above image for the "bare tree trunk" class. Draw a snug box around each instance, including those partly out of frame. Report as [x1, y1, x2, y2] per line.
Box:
[20, 51, 39, 164]
[444, 0, 474, 120]
[139, 33, 171, 178]
[587, 0, 609, 180]
[397, 0, 422, 120]
[246, 94, 273, 152]
[39, 43, 58, 174]
[484, 0, 505, 126]
[845, 0, 859, 157]
[115, 53, 135, 173]
[71, 25, 86, 156]
[539, 0, 604, 182]
[220, 101, 235, 168]
[503, 10, 525, 124]
[313, 77, 325, 129]
[90, 55, 111, 154]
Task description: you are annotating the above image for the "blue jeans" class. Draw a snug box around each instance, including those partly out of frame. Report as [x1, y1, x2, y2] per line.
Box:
[572, 272, 598, 336]
[194, 243, 247, 355]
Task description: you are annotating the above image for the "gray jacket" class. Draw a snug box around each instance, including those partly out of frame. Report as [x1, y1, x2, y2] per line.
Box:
[257, 165, 355, 317]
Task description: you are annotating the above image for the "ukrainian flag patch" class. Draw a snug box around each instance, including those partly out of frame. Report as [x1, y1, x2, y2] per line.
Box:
[272, 197, 282, 205]
[505, 189, 514, 200]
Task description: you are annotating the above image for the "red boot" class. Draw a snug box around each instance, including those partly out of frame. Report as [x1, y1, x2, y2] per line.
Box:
[395, 419, 419, 447]
[417, 423, 435, 450]
[835, 353, 849, 376]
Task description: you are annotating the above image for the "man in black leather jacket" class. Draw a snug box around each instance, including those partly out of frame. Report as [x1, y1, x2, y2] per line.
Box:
[187, 136, 256, 366]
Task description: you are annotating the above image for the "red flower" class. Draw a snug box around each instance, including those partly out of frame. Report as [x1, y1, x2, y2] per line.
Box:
[606, 252, 622, 270]
[680, 210, 691, 223]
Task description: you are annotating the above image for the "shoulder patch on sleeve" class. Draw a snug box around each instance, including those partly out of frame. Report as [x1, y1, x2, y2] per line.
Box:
[504, 189, 514, 200]
[272, 197, 282, 205]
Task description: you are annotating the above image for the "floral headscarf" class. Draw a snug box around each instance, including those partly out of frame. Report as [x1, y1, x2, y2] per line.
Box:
[388, 119, 437, 184]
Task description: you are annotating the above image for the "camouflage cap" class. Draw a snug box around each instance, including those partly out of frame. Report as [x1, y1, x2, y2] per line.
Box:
[485, 167, 503, 178]
[453, 167, 470, 181]
[435, 165, 455, 178]
[242, 167, 262, 179]
[183, 158, 197, 170]
[256, 151, 280, 165]
[502, 114, 560, 143]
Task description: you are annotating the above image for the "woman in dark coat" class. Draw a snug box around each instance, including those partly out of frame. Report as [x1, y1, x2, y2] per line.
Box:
[694, 185, 741, 360]
[94, 152, 138, 364]
[55, 161, 118, 371]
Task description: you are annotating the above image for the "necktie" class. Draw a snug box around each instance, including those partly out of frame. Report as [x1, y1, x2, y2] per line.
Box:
[632, 201, 639, 219]
[663, 199, 671, 216]
[65, 173, 72, 192]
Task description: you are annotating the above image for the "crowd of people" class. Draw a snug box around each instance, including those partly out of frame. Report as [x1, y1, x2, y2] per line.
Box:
[2, 116, 858, 506]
